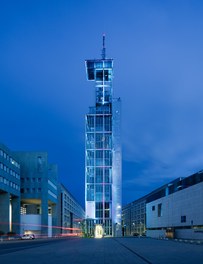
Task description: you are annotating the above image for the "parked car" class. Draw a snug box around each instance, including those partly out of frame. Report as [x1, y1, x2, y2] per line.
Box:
[21, 234, 35, 240]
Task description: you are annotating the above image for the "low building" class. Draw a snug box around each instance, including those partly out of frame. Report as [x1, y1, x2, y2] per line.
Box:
[14, 151, 58, 237]
[58, 184, 85, 236]
[122, 171, 203, 240]
[122, 197, 146, 236]
[122, 178, 181, 237]
[0, 143, 21, 234]
[146, 171, 203, 240]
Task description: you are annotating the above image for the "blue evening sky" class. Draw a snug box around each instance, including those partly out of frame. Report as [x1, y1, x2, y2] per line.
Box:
[1, 0, 203, 207]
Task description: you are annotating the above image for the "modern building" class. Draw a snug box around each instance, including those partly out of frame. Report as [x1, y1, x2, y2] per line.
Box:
[122, 171, 203, 240]
[146, 171, 203, 240]
[85, 35, 122, 237]
[122, 197, 146, 237]
[122, 177, 182, 237]
[14, 151, 58, 237]
[0, 143, 21, 234]
[58, 183, 85, 236]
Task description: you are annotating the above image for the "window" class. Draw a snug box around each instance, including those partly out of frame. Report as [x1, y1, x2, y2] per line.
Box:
[96, 70, 103, 81]
[96, 202, 103, 218]
[105, 202, 111, 218]
[95, 133, 103, 149]
[105, 168, 112, 183]
[86, 184, 94, 201]
[86, 150, 94, 166]
[86, 116, 94, 132]
[86, 167, 94, 183]
[104, 116, 112, 131]
[103, 133, 112, 149]
[95, 150, 103, 166]
[181, 215, 186, 223]
[95, 167, 103, 183]
[86, 133, 94, 149]
[105, 185, 112, 201]
[152, 205, 155, 211]
[96, 116, 103, 131]
[95, 184, 103, 202]
[158, 203, 162, 217]
[104, 150, 112, 166]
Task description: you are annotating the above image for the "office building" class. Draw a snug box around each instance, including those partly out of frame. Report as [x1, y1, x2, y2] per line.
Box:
[122, 177, 182, 237]
[146, 171, 203, 239]
[0, 143, 21, 234]
[122, 171, 203, 240]
[85, 36, 122, 236]
[122, 197, 146, 237]
[14, 151, 58, 237]
[58, 184, 85, 235]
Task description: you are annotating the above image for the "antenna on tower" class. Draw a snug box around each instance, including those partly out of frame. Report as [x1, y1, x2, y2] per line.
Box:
[101, 33, 106, 59]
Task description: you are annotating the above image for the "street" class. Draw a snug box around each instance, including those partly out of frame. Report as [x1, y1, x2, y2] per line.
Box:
[0, 237, 202, 264]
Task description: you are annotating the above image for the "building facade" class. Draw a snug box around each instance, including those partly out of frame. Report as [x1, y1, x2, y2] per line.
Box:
[122, 197, 146, 237]
[85, 36, 122, 237]
[58, 184, 85, 236]
[146, 172, 203, 240]
[122, 171, 203, 240]
[0, 143, 21, 234]
[14, 151, 58, 237]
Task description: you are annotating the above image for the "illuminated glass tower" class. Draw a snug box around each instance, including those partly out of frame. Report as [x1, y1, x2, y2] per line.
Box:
[85, 35, 122, 237]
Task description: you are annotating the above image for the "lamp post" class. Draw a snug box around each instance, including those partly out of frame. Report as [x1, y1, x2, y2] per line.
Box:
[139, 222, 142, 236]
[132, 222, 135, 236]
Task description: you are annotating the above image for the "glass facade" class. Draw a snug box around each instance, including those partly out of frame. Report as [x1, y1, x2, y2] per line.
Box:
[85, 37, 122, 237]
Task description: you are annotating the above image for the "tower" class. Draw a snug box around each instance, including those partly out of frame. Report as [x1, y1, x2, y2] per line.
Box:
[85, 35, 122, 237]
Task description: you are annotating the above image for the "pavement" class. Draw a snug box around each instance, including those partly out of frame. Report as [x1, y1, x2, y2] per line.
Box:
[0, 236, 202, 264]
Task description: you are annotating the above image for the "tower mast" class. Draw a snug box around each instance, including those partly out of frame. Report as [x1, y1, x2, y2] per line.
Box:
[101, 34, 106, 60]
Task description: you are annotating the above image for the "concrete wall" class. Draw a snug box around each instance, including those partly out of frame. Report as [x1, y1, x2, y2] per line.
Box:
[146, 182, 203, 239]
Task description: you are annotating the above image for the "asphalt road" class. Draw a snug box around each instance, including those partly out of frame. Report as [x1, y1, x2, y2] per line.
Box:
[0, 237, 202, 264]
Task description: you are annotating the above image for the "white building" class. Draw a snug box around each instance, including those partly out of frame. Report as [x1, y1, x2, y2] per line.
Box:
[146, 172, 203, 240]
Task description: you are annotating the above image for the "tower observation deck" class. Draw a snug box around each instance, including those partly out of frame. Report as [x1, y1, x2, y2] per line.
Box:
[85, 35, 122, 237]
